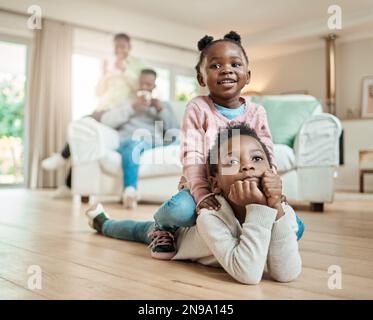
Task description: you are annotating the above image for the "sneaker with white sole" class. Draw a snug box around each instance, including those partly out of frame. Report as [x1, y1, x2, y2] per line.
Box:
[85, 203, 110, 233]
[41, 153, 66, 171]
[122, 186, 140, 209]
[148, 229, 176, 260]
[52, 185, 72, 199]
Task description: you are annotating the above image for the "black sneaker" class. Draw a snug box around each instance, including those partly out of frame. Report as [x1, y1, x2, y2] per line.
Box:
[148, 229, 176, 260]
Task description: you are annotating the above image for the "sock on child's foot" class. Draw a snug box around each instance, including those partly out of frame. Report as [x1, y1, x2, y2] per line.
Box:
[85, 203, 109, 233]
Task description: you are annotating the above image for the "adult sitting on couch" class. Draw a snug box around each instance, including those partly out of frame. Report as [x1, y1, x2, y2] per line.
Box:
[42, 32, 137, 198]
[100, 68, 179, 209]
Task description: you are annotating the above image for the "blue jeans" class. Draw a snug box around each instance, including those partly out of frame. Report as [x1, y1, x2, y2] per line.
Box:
[153, 189, 197, 232]
[101, 189, 196, 243]
[295, 215, 305, 240]
[117, 139, 158, 189]
[102, 189, 305, 243]
[103, 219, 154, 244]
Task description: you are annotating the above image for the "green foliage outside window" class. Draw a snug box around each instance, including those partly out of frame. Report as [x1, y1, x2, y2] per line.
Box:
[0, 76, 24, 138]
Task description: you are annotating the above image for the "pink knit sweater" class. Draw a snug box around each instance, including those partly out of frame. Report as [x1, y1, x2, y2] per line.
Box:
[179, 95, 276, 207]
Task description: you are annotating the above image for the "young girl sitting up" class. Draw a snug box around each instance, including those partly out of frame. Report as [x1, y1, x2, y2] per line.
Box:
[86, 124, 302, 285]
[139, 30, 304, 259]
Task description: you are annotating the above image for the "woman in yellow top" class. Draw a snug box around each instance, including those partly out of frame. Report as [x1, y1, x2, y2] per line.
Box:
[95, 33, 138, 112]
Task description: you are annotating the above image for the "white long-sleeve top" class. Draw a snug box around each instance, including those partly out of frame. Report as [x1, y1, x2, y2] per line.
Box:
[173, 195, 302, 284]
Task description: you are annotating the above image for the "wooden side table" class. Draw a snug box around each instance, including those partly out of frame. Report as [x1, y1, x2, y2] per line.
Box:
[359, 150, 373, 193]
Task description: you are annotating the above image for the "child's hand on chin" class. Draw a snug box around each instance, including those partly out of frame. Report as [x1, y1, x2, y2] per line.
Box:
[228, 180, 267, 207]
[261, 170, 284, 220]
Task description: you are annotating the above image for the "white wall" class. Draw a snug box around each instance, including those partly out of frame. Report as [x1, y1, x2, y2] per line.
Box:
[249, 47, 325, 103]
[0, 0, 201, 49]
[337, 38, 373, 119]
[337, 119, 373, 192]
[73, 28, 197, 69]
[0, 0, 200, 68]
[249, 36, 373, 120]
[0, 11, 32, 39]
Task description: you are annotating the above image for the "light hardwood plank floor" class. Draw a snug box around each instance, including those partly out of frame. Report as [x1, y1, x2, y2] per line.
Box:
[0, 189, 373, 300]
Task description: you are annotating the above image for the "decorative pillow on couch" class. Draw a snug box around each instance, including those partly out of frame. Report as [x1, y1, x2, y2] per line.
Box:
[250, 95, 322, 148]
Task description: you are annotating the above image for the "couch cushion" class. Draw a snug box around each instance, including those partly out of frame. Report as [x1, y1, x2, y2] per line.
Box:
[274, 144, 295, 173]
[250, 95, 322, 148]
[139, 144, 182, 177]
[99, 151, 121, 176]
[99, 144, 182, 178]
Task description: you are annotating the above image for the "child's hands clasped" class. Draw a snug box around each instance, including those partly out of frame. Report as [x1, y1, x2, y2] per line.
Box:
[228, 180, 267, 207]
[228, 170, 284, 219]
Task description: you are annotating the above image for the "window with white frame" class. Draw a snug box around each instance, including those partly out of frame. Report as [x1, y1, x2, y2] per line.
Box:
[175, 74, 199, 102]
[151, 66, 171, 101]
[71, 53, 101, 120]
[141, 61, 199, 102]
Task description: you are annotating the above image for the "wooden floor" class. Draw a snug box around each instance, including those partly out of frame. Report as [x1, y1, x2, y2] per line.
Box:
[1, 189, 373, 300]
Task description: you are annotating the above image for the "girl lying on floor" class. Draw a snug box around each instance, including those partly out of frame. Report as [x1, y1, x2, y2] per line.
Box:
[86, 123, 302, 284]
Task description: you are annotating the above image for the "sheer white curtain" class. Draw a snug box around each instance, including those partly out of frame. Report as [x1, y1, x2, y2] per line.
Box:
[27, 19, 72, 188]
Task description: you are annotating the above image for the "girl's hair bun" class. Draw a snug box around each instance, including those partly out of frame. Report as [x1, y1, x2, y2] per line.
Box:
[224, 31, 241, 43]
[198, 35, 214, 51]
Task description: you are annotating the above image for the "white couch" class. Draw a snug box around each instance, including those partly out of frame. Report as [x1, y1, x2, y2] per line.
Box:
[69, 96, 342, 211]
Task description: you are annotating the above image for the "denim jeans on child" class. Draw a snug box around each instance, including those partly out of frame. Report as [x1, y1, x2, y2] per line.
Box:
[102, 188, 305, 243]
[102, 188, 195, 244]
[103, 219, 154, 244]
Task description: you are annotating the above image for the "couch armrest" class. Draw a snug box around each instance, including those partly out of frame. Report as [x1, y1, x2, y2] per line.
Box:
[68, 117, 120, 165]
[294, 113, 342, 167]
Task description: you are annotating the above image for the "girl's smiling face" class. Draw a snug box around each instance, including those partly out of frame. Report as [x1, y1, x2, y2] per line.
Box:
[198, 41, 250, 107]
